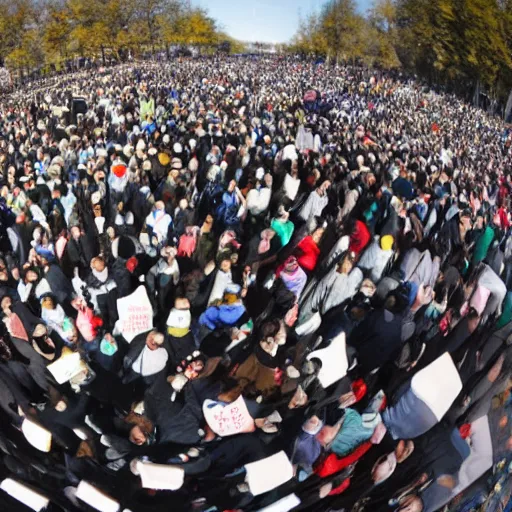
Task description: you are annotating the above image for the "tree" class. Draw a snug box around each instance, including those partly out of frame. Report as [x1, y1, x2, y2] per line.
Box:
[43, 1, 73, 64]
[172, 8, 219, 49]
[320, 0, 365, 63]
[367, 0, 401, 68]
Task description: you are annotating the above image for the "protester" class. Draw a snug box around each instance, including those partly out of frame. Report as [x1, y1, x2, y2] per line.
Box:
[0, 56, 512, 512]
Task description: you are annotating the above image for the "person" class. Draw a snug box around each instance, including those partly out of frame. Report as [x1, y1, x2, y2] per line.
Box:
[0, 56, 511, 512]
[122, 330, 169, 386]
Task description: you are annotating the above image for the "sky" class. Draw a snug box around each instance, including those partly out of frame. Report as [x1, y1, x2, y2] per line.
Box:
[192, 0, 373, 44]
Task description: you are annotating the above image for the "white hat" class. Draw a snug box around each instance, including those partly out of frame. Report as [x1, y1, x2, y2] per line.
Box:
[148, 147, 157, 157]
[171, 158, 183, 170]
[163, 134, 170, 145]
[173, 143, 183, 154]
[255, 167, 265, 181]
[123, 145, 134, 158]
[136, 139, 146, 152]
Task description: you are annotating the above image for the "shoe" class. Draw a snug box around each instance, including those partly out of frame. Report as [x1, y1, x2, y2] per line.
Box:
[85, 415, 103, 434]
[100, 435, 113, 447]
[266, 411, 283, 423]
[105, 447, 128, 461]
[106, 458, 127, 471]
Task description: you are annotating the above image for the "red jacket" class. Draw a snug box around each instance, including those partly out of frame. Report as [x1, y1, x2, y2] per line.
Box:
[349, 220, 371, 254]
[296, 236, 321, 272]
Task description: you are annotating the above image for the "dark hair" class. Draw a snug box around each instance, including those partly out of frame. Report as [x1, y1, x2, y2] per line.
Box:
[259, 319, 281, 340]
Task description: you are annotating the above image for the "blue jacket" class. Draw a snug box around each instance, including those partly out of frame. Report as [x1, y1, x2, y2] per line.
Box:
[199, 303, 246, 330]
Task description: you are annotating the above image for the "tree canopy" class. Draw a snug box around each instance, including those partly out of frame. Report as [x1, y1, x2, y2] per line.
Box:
[0, 0, 242, 73]
[289, 0, 512, 100]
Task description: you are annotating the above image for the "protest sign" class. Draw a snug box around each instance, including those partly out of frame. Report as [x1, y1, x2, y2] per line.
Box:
[117, 286, 153, 342]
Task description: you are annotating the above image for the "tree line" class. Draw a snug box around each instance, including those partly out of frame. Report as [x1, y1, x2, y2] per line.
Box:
[288, 0, 512, 104]
[0, 0, 244, 75]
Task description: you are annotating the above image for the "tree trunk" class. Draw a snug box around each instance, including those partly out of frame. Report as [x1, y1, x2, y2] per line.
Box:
[101, 46, 106, 65]
[504, 88, 512, 121]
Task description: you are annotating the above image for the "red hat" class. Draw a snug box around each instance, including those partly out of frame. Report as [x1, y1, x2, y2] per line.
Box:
[111, 162, 127, 178]
[351, 379, 367, 402]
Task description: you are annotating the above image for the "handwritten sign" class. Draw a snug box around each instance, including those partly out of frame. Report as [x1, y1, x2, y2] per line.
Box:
[116, 286, 153, 342]
[202, 395, 255, 437]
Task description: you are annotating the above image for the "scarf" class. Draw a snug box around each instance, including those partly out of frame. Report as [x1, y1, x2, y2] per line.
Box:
[277, 257, 307, 300]
[258, 229, 274, 254]
[254, 343, 279, 369]
[92, 267, 109, 283]
[166, 307, 191, 338]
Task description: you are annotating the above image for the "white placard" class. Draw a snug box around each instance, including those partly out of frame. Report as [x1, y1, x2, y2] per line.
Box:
[245, 451, 294, 496]
[117, 286, 153, 342]
[21, 418, 52, 452]
[47, 351, 84, 384]
[0, 479, 50, 511]
[76, 481, 120, 512]
[136, 461, 185, 491]
[411, 352, 462, 421]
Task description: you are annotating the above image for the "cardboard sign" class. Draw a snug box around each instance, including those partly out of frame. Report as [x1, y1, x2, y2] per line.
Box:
[47, 351, 85, 384]
[203, 395, 255, 437]
[117, 286, 153, 342]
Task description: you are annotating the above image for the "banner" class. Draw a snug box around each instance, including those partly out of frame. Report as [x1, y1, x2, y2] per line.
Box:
[116, 286, 153, 342]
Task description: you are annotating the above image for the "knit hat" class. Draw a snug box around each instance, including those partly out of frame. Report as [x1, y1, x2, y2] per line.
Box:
[380, 235, 394, 251]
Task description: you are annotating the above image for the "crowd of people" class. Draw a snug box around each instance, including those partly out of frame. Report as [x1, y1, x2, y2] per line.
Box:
[0, 56, 511, 512]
